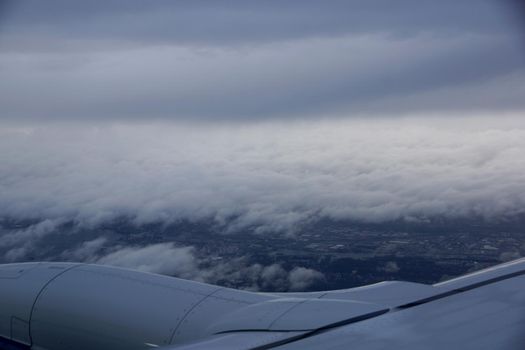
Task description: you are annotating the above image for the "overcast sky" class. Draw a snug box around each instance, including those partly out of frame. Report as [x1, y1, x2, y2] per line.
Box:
[0, 0, 524, 121]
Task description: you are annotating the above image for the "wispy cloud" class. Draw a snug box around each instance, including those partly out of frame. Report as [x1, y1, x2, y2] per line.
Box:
[61, 240, 324, 292]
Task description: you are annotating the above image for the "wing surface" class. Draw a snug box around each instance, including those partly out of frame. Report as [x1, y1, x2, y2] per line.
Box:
[163, 258, 525, 349]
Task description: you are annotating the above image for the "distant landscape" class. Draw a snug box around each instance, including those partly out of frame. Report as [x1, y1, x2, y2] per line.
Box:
[2, 215, 523, 292]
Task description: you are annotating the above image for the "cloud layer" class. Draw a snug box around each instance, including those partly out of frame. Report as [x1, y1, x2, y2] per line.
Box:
[0, 1, 523, 121]
[1, 117, 524, 232]
[3, 0, 519, 46]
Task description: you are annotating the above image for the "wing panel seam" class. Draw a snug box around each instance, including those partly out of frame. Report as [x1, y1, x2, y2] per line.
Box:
[168, 287, 224, 344]
[397, 268, 525, 309]
[27, 264, 85, 346]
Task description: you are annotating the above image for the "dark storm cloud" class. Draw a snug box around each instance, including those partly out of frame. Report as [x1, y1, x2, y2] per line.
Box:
[0, 0, 524, 121]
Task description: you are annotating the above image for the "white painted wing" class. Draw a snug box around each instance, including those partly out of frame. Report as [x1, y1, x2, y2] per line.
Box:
[162, 258, 525, 349]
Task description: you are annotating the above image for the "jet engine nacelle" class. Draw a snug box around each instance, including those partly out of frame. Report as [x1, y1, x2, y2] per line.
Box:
[0, 262, 274, 349]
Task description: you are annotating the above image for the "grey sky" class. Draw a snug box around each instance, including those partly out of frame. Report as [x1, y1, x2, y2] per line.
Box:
[0, 1, 519, 45]
[0, 0, 524, 121]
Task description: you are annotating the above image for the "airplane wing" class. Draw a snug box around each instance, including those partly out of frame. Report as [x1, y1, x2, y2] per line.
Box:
[0, 258, 524, 350]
